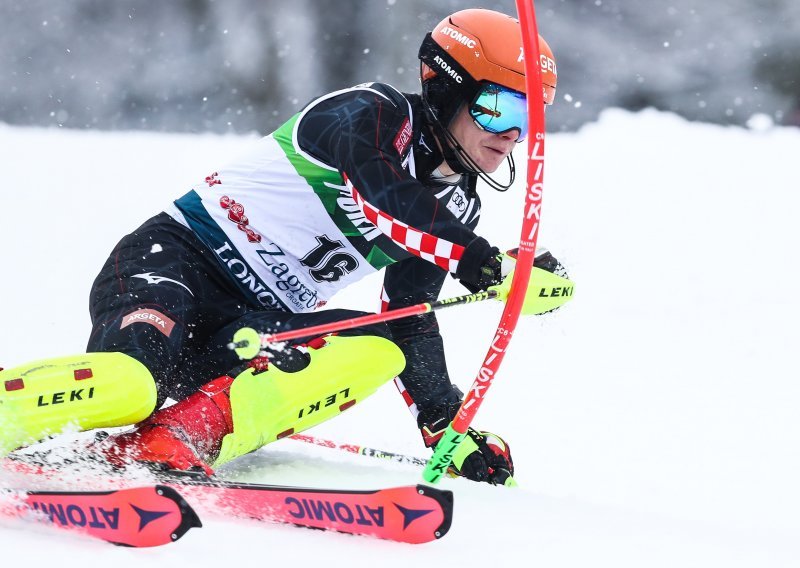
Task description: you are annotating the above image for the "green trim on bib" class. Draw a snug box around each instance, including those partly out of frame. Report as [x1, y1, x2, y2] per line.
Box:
[273, 116, 357, 232]
[272, 115, 398, 271]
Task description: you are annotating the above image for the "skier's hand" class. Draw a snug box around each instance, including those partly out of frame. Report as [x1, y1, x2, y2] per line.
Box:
[418, 397, 515, 486]
[489, 248, 575, 315]
[449, 428, 515, 486]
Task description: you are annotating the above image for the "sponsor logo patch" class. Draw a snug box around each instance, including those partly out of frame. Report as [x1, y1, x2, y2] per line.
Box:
[439, 26, 477, 49]
[432, 55, 463, 84]
[214, 242, 284, 310]
[29, 502, 120, 530]
[541, 54, 557, 77]
[220, 195, 262, 243]
[446, 187, 468, 216]
[131, 272, 194, 296]
[393, 118, 413, 156]
[120, 308, 176, 337]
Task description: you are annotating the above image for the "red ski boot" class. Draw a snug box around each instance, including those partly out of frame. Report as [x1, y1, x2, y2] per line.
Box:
[99, 343, 315, 473]
[101, 375, 235, 475]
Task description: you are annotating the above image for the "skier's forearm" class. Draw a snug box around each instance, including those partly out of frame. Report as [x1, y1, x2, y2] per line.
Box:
[388, 315, 454, 410]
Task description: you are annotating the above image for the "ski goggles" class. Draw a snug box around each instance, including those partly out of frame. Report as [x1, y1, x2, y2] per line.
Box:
[469, 83, 528, 141]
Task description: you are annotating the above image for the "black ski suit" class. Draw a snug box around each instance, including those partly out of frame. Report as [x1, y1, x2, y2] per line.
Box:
[87, 83, 499, 417]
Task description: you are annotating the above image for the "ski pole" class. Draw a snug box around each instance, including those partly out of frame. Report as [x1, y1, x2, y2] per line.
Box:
[229, 289, 498, 359]
[289, 434, 517, 486]
[288, 434, 428, 467]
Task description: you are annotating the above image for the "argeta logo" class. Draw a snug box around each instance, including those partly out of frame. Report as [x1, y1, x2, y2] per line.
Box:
[120, 308, 176, 337]
[540, 54, 557, 77]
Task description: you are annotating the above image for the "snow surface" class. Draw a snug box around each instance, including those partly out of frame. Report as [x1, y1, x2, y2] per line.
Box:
[1, 110, 798, 566]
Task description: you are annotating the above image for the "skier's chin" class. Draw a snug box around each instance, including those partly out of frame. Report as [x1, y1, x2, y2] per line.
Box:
[476, 151, 507, 174]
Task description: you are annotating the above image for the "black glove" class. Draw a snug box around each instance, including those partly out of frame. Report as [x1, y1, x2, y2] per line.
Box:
[462, 246, 569, 293]
[418, 400, 514, 486]
[508, 247, 569, 278]
[486, 247, 573, 315]
[450, 428, 514, 485]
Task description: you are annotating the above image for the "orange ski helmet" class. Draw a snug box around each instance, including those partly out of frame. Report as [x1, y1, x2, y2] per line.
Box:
[419, 8, 557, 127]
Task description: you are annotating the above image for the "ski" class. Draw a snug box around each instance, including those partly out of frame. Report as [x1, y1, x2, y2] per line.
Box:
[1, 454, 453, 544]
[0, 484, 201, 547]
[162, 472, 452, 544]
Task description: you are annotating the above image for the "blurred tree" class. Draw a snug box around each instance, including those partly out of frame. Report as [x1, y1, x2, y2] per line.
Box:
[0, 0, 797, 133]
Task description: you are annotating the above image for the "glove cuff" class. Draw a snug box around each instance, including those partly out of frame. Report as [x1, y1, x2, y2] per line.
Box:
[417, 390, 462, 448]
[456, 239, 501, 289]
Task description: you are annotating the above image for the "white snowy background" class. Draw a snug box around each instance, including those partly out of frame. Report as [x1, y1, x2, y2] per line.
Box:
[1, 110, 798, 566]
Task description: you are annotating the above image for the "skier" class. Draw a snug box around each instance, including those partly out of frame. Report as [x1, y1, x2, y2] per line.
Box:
[0, 8, 570, 485]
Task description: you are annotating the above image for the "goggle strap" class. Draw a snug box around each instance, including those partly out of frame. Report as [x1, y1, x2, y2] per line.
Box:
[418, 33, 480, 96]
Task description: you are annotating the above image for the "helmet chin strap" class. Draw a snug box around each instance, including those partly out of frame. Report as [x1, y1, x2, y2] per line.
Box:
[440, 121, 516, 193]
[421, 98, 515, 193]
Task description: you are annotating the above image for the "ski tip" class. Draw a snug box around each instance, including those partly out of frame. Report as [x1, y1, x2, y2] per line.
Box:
[414, 484, 453, 539]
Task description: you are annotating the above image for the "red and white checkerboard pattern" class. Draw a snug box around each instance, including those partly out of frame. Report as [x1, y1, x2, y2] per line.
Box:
[346, 175, 464, 273]
[393, 376, 420, 419]
[379, 286, 391, 313]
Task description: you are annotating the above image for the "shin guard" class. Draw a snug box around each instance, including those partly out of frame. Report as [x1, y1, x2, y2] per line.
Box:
[0, 352, 158, 455]
[214, 334, 405, 466]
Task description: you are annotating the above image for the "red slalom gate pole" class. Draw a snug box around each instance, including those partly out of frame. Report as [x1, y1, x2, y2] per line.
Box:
[422, 0, 547, 485]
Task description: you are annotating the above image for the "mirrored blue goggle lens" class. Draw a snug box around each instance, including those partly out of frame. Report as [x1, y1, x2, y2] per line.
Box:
[469, 84, 528, 141]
